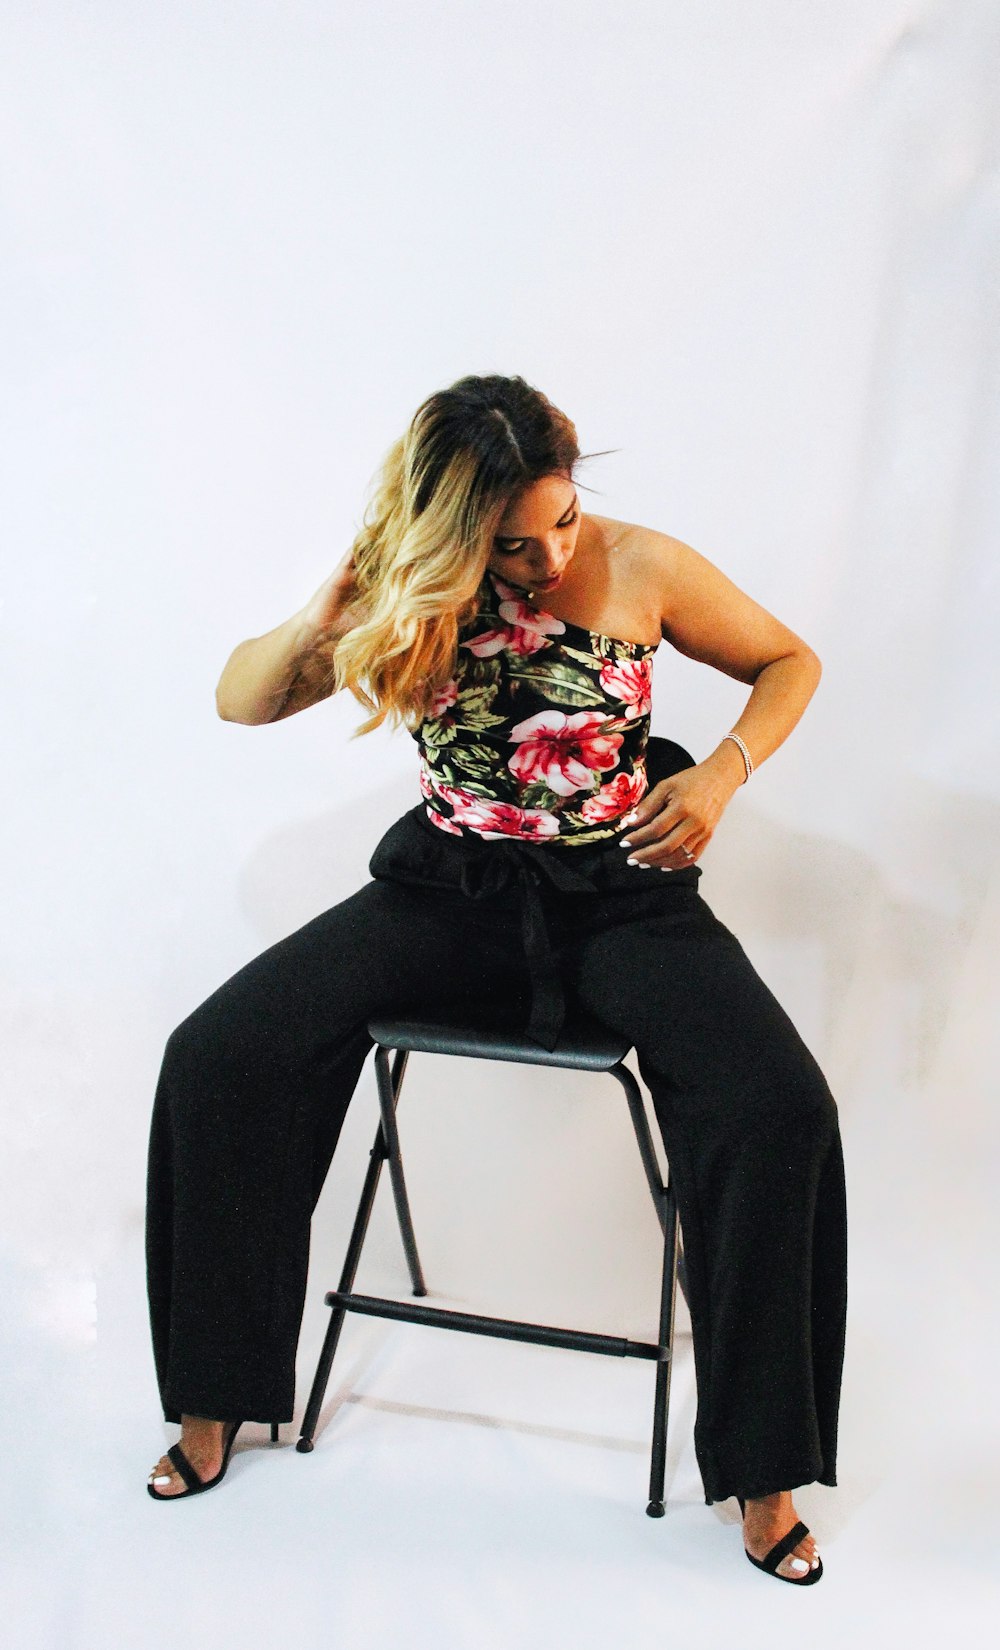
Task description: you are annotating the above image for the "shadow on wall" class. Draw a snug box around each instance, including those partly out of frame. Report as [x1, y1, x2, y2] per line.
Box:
[236, 775, 420, 942]
[702, 778, 998, 1106]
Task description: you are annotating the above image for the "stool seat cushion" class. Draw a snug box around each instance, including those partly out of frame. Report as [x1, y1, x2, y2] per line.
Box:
[367, 1014, 632, 1071]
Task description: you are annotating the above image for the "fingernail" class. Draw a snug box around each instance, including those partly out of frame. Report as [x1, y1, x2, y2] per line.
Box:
[626, 856, 638, 866]
[622, 812, 638, 824]
[620, 839, 632, 848]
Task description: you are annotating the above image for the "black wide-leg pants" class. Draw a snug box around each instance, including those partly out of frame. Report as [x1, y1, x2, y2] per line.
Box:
[145, 801, 847, 1506]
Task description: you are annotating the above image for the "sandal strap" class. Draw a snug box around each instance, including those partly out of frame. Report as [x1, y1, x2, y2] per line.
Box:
[166, 1441, 205, 1492]
[760, 1520, 811, 1574]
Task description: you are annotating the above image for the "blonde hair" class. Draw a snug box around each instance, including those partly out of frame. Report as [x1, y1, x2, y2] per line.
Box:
[326, 373, 600, 738]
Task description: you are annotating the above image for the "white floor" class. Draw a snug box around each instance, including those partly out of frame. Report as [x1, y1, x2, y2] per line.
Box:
[8, 1155, 998, 1650]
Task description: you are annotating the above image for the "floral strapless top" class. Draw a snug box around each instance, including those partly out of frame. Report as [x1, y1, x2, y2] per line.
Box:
[410, 568, 657, 846]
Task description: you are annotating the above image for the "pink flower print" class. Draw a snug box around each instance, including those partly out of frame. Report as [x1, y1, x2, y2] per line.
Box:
[418, 760, 435, 801]
[489, 575, 524, 602]
[461, 576, 565, 659]
[426, 805, 464, 835]
[579, 765, 649, 823]
[507, 710, 624, 797]
[600, 656, 653, 717]
[438, 783, 561, 840]
[460, 623, 520, 658]
[427, 678, 458, 719]
[498, 590, 567, 646]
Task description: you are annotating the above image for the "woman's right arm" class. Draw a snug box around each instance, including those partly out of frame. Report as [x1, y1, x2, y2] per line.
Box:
[215, 550, 362, 725]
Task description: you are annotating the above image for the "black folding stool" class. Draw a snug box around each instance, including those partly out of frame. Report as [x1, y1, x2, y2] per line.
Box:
[296, 1012, 688, 1516]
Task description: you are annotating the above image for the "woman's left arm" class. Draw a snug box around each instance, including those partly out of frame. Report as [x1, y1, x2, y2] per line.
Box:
[619, 533, 822, 868]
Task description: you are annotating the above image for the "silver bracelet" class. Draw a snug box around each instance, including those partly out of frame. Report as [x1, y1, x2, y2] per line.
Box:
[722, 732, 753, 782]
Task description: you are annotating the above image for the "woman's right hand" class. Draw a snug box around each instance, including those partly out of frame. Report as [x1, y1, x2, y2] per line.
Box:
[300, 547, 366, 641]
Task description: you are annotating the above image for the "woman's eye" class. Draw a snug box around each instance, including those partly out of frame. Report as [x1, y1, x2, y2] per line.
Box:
[495, 511, 577, 554]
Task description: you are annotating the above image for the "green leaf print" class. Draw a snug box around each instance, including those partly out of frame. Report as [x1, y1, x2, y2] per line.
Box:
[517, 781, 563, 810]
[451, 748, 494, 782]
[506, 660, 608, 707]
[421, 719, 458, 748]
[450, 779, 510, 801]
[559, 638, 605, 662]
[455, 682, 498, 713]
[455, 685, 508, 733]
[459, 655, 501, 691]
[562, 819, 618, 843]
[594, 636, 626, 664]
[462, 740, 505, 765]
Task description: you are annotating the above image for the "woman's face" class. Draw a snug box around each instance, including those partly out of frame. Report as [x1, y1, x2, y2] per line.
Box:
[487, 473, 582, 595]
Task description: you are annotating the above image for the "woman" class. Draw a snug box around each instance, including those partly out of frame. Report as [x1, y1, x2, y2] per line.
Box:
[146, 373, 846, 1587]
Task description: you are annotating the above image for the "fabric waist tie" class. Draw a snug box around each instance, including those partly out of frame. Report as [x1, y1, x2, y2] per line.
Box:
[369, 800, 700, 1053]
[455, 838, 605, 1051]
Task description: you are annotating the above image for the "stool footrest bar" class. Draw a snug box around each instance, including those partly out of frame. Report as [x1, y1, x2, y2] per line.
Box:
[325, 1290, 669, 1361]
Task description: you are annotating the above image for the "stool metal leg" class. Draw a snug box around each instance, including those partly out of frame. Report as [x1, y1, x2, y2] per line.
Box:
[609, 1059, 681, 1514]
[297, 1043, 425, 1453]
[646, 1180, 679, 1516]
[373, 1044, 428, 1298]
[611, 1060, 688, 1307]
[298, 1034, 683, 1515]
[610, 1061, 668, 1231]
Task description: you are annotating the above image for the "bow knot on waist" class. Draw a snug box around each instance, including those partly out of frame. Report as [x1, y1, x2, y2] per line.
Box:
[453, 839, 601, 1050]
[369, 807, 641, 1054]
[456, 838, 601, 902]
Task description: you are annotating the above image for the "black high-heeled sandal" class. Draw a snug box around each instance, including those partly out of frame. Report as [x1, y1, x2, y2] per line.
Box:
[147, 1420, 244, 1501]
[736, 1496, 823, 1585]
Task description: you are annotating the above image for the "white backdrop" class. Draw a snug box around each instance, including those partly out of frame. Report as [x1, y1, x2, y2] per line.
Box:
[2, 1, 998, 1642]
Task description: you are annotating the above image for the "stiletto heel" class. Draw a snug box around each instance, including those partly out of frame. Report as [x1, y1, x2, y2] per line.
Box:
[147, 1420, 244, 1501]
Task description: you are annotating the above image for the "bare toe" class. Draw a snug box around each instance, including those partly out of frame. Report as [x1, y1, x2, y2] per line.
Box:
[148, 1453, 184, 1495]
[777, 1533, 820, 1578]
[777, 1551, 812, 1579]
[742, 1497, 821, 1580]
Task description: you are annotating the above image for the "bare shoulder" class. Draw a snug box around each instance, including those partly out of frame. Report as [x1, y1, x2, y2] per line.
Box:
[623, 521, 684, 565]
[583, 513, 685, 633]
[586, 513, 684, 571]
[601, 519, 816, 678]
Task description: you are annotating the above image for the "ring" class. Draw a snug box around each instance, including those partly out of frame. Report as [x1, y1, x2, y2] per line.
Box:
[681, 847, 695, 860]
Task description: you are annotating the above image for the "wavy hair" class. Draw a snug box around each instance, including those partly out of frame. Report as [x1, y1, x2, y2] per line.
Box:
[327, 373, 610, 738]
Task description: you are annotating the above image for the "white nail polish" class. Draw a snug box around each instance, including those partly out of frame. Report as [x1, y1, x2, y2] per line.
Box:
[789, 1557, 809, 1573]
[153, 1475, 172, 1486]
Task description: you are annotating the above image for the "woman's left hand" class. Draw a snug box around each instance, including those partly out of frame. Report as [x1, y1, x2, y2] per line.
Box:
[619, 754, 744, 870]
